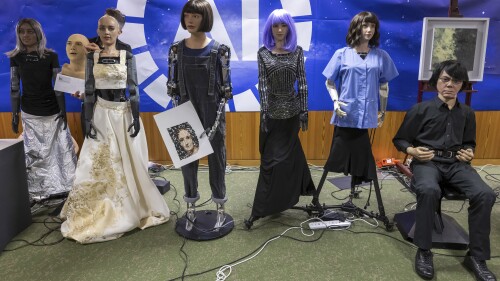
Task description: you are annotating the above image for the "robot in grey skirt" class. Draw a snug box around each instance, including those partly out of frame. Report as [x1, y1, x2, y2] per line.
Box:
[6, 18, 76, 202]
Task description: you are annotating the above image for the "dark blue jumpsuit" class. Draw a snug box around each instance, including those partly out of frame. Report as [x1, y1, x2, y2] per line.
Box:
[177, 39, 227, 204]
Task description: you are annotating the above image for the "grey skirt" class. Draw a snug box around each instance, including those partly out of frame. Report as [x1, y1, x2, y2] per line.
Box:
[22, 111, 77, 200]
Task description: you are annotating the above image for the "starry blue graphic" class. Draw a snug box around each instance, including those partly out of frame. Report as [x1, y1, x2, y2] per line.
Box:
[0, 0, 498, 112]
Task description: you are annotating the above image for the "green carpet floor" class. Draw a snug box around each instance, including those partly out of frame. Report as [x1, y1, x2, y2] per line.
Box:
[1, 164, 499, 281]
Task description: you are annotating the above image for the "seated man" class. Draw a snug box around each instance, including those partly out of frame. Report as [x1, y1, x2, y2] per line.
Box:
[393, 60, 496, 281]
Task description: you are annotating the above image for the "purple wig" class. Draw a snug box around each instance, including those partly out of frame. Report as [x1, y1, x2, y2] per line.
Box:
[262, 9, 297, 52]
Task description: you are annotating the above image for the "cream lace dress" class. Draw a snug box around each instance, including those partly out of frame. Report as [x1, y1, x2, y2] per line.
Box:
[60, 50, 170, 244]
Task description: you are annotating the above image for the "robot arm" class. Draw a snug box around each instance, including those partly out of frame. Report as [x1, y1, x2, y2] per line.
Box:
[219, 44, 232, 100]
[83, 52, 97, 139]
[53, 67, 67, 130]
[297, 48, 308, 131]
[325, 79, 347, 117]
[201, 44, 232, 141]
[10, 66, 21, 134]
[126, 51, 140, 137]
[257, 52, 269, 133]
[166, 43, 180, 107]
[378, 82, 389, 127]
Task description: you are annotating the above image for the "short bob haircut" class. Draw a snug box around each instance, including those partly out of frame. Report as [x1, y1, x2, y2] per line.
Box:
[428, 60, 469, 92]
[262, 9, 297, 52]
[346, 11, 380, 48]
[180, 0, 213, 33]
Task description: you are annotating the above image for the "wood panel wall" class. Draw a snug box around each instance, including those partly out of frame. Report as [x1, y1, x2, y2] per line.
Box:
[1, 111, 499, 165]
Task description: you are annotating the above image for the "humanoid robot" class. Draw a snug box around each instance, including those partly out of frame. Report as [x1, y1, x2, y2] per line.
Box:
[167, 0, 233, 235]
[6, 18, 76, 201]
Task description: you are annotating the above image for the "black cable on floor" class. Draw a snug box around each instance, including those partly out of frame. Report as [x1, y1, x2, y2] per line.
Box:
[3, 217, 64, 251]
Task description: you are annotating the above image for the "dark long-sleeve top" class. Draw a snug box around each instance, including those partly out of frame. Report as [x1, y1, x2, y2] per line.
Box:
[257, 46, 307, 119]
[393, 96, 476, 153]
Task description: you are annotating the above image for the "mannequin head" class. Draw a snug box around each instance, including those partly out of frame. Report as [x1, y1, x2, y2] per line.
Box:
[66, 34, 89, 64]
[61, 34, 89, 79]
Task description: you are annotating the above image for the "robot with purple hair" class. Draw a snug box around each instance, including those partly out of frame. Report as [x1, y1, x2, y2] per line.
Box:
[245, 9, 315, 228]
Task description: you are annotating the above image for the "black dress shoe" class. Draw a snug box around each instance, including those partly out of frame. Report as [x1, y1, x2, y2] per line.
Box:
[463, 254, 497, 281]
[415, 248, 434, 280]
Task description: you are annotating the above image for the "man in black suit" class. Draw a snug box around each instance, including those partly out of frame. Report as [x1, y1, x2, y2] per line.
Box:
[393, 60, 497, 281]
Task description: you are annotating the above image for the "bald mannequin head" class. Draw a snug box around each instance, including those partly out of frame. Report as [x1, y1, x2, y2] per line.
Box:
[62, 33, 89, 79]
[66, 34, 89, 61]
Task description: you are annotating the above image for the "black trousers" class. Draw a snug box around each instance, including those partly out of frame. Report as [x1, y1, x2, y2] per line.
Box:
[411, 160, 496, 259]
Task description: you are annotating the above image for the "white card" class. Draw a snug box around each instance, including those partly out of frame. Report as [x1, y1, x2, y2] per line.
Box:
[54, 73, 85, 94]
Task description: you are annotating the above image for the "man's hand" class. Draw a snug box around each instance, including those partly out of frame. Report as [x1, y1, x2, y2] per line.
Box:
[456, 148, 474, 163]
[334, 100, 347, 118]
[407, 146, 434, 162]
[85, 43, 100, 52]
[71, 91, 83, 100]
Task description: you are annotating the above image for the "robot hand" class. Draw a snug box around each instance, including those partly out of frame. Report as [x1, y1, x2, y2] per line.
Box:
[299, 111, 308, 131]
[55, 111, 68, 130]
[12, 113, 19, 134]
[334, 100, 347, 118]
[85, 120, 97, 139]
[377, 111, 385, 128]
[127, 118, 141, 137]
[260, 112, 268, 133]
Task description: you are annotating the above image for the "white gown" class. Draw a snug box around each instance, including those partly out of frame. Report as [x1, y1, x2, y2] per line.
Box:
[60, 51, 169, 244]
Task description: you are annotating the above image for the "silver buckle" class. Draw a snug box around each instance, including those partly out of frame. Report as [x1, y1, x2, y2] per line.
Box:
[101, 58, 117, 64]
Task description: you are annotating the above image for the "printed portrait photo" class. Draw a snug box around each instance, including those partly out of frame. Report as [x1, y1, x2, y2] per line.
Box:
[167, 122, 200, 160]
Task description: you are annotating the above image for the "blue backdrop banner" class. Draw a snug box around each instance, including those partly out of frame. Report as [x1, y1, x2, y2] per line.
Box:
[0, 0, 498, 112]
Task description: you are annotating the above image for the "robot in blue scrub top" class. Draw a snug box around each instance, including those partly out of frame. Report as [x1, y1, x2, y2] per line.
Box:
[317, 11, 398, 229]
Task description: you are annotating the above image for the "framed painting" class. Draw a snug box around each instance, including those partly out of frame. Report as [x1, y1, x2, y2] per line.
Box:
[418, 17, 489, 81]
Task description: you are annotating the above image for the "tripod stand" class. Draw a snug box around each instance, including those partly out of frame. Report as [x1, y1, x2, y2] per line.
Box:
[292, 169, 393, 231]
[292, 127, 394, 231]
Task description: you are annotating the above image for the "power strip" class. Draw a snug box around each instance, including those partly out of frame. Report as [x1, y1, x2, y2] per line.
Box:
[308, 220, 351, 230]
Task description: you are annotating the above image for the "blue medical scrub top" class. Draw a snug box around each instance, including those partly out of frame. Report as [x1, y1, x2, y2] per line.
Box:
[322, 47, 399, 129]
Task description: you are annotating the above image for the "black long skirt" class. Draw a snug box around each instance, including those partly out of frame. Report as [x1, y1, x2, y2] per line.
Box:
[324, 127, 377, 186]
[250, 115, 316, 217]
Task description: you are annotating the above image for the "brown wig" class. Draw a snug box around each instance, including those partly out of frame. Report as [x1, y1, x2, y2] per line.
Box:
[346, 11, 380, 48]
